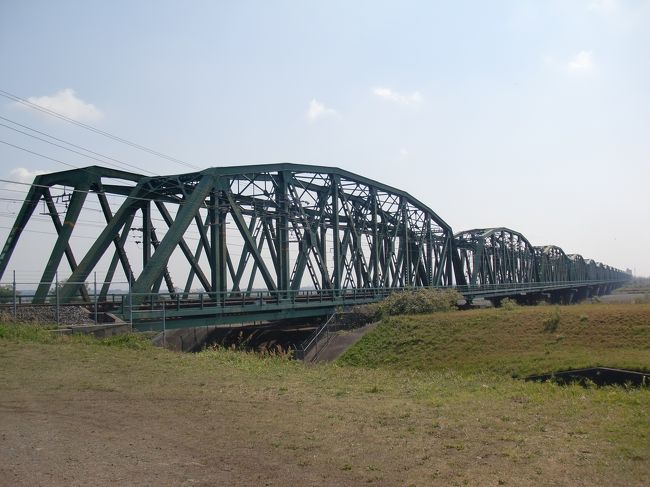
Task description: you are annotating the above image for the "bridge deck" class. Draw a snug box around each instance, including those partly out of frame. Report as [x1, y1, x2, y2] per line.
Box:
[111, 280, 622, 331]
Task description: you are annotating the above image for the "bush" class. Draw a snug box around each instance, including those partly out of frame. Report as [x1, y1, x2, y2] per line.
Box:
[374, 288, 462, 317]
[543, 307, 561, 333]
[633, 293, 650, 304]
[500, 298, 519, 310]
[0, 285, 18, 304]
[339, 305, 382, 325]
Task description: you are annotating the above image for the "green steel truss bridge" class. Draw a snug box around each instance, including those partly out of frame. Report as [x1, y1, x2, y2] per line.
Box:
[0, 164, 629, 331]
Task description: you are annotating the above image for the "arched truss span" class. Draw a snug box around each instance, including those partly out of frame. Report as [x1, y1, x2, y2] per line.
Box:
[534, 245, 571, 282]
[454, 227, 538, 286]
[567, 254, 587, 281]
[585, 259, 615, 281]
[0, 164, 456, 304]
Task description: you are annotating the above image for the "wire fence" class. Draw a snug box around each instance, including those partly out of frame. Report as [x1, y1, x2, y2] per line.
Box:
[1, 270, 626, 330]
[0, 270, 132, 328]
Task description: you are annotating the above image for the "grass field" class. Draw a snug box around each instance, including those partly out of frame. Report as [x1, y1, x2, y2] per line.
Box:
[614, 277, 650, 296]
[1, 302, 649, 486]
[339, 303, 650, 376]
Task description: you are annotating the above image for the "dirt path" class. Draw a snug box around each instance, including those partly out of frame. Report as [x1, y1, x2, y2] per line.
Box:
[1, 336, 648, 486]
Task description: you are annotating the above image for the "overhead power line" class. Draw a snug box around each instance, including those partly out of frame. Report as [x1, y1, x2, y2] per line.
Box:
[0, 115, 156, 176]
[0, 120, 155, 176]
[0, 88, 201, 171]
[0, 138, 79, 169]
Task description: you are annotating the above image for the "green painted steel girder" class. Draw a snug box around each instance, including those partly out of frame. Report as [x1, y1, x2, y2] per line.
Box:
[0, 163, 630, 318]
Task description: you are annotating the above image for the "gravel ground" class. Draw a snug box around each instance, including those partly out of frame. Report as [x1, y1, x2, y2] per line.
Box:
[0, 305, 93, 326]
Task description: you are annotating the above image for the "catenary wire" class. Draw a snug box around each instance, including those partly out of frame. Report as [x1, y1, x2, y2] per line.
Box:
[0, 116, 156, 175]
[0, 88, 201, 171]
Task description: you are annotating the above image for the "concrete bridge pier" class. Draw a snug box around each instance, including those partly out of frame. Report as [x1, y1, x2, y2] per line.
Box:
[488, 297, 503, 307]
[549, 289, 575, 305]
[573, 287, 590, 303]
[514, 293, 541, 306]
[591, 285, 608, 297]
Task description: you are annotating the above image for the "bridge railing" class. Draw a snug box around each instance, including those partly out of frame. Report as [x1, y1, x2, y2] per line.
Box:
[1, 277, 628, 328]
[115, 279, 626, 317]
[293, 312, 338, 361]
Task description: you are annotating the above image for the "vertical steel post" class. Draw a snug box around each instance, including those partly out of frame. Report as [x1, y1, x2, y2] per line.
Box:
[426, 215, 433, 287]
[401, 197, 410, 287]
[371, 187, 379, 288]
[210, 184, 227, 304]
[331, 174, 341, 294]
[142, 202, 151, 267]
[162, 304, 166, 347]
[276, 171, 290, 297]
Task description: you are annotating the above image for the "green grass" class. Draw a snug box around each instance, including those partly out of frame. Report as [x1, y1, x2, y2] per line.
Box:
[0, 323, 153, 349]
[339, 303, 650, 376]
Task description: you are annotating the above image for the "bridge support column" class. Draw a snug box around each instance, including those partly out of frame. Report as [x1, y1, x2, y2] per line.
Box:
[514, 293, 540, 306]
[573, 287, 590, 303]
[549, 290, 574, 305]
[489, 297, 503, 307]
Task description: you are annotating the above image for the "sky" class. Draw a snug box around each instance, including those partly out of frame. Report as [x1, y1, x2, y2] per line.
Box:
[0, 0, 649, 286]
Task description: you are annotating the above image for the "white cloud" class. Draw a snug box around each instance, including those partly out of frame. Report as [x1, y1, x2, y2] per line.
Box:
[568, 51, 594, 71]
[1, 167, 48, 194]
[307, 99, 336, 121]
[20, 89, 103, 122]
[9, 167, 48, 183]
[372, 87, 422, 105]
[588, 0, 619, 15]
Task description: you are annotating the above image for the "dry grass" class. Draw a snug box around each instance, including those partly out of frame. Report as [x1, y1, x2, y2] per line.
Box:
[1, 304, 649, 486]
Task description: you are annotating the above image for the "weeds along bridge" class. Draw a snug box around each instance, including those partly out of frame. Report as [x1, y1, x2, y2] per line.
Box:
[0, 164, 629, 331]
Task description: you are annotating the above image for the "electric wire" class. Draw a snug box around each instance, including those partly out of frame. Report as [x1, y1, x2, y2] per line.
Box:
[0, 88, 201, 171]
[0, 116, 156, 175]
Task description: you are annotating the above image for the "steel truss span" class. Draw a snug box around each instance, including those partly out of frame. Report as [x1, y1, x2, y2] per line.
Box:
[454, 227, 628, 287]
[0, 164, 456, 304]
[0, 164, 630, 329]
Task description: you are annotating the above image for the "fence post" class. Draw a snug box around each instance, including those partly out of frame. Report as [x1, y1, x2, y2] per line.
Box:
[162, 304, 166, 347]
[94, 272, 98, 326]
[55, 271, 60, 326]
[12, 270, 17, 318]
[128, 275, 133, 331]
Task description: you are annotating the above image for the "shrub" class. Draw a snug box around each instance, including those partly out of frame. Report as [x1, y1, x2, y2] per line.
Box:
[500, 298, 519, 310]
[633, 293, 650, 305]
[0, 285, 17, 304]
[375, 288, 462, 317]
[341, 305, 383, 324]
[543, 307, 561, 333]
